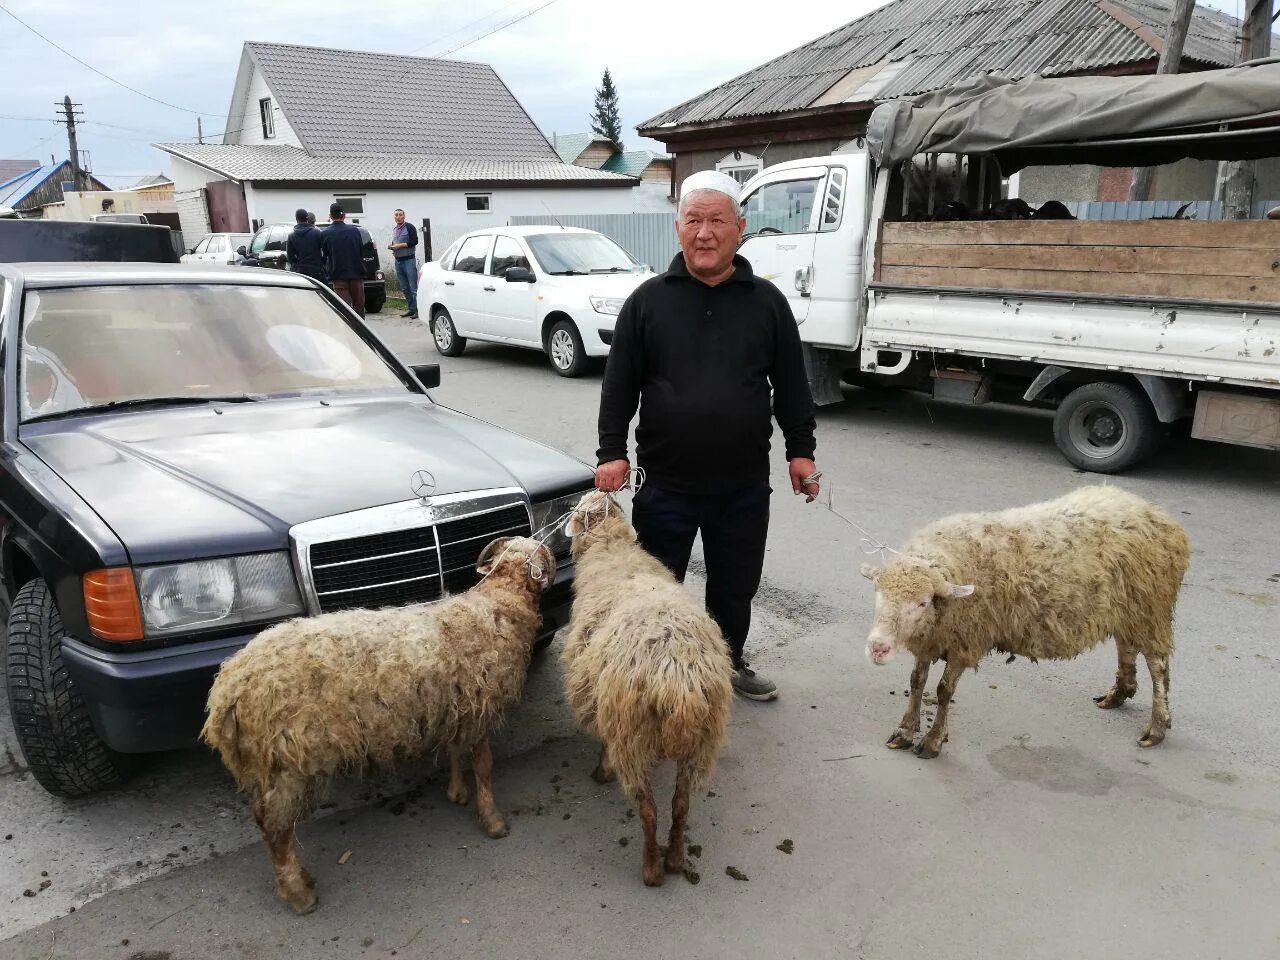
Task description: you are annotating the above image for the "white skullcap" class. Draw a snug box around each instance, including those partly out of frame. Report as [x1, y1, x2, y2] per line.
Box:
[679, 169, 742, 204]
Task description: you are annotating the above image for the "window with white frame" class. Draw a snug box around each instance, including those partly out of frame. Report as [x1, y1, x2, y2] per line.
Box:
[333, 195, 364, 223]
[466, 193, 491, 213]
[259, 98, 275, 139]
[715, 150, 763, 185]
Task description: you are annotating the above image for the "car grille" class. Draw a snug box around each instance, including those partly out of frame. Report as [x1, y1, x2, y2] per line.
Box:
[307, 503, 532, 613]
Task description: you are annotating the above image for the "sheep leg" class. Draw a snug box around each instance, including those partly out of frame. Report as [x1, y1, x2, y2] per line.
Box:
[590, 743, 616, 784]
[887, 657, 931, 749]
[445, 738, 470, 806]
[664, 761, 692, 874]
[1139, 654, 1172, 748]
[471, 736, 509, 838]
[252, 799, 317, 915]
[916, 660, 965, 759]
[1094, 640, 1139, 709]
[638, 781, 665, 887]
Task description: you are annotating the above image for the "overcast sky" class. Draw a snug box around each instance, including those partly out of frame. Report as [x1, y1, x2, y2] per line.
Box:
[0, 0, 1245, 186]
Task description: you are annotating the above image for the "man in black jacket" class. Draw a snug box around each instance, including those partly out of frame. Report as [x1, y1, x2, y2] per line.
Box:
[285, 208, 325, 283]
[596, 170, 819, 701]
[320, 202, 366, 317]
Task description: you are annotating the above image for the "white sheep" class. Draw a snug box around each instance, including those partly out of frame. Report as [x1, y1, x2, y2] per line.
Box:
[202, 536, 555, 914]
[561, 490, 732, 887]
[861, 486, 1190, 758]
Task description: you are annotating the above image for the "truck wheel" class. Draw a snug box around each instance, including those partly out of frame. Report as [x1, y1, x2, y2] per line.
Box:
[1053, 381, 1159, 473]
[547, 320, 587, 378]
[431, 308, 466, 357]
[4, 578, 133, 796]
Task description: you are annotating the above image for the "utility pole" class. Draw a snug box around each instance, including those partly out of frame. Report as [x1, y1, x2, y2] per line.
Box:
[197, 117, 204, 144]
[56, 95, 85, 191]
[1129, 0, 1197, 201]
[1220, 0, 1273, 218]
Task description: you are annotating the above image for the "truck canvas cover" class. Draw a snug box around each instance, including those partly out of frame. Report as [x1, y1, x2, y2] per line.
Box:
[867, 59, 1280, 171]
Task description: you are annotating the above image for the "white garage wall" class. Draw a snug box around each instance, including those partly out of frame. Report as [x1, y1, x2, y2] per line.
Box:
[242, 183, 671, 266]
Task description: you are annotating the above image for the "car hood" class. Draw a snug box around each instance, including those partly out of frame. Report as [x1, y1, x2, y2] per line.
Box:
[548, 270, 652, 295]
[22, 395, 592, 564]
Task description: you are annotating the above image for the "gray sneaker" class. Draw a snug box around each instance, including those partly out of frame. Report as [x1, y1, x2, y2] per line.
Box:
[732, 663, 778, 701]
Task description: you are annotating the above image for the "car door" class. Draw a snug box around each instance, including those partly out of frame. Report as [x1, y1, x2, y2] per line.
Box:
[482, 235, 539, 343]
[737, 167, 827, 323]
[244, 227, 271, 267]
[205, 235, 227, 264]
[445, 234, 494, 336]
[184, 236, 209, 263]
[257, 225, 288, 269]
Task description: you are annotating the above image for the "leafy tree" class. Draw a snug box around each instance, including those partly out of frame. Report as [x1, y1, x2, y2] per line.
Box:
[590, 68, 623, 151]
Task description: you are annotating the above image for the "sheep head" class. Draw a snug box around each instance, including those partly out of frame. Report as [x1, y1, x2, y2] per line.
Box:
[564, 490, 633, 558]
[476, 536, 556, 592]
[860, 561, 974, 665]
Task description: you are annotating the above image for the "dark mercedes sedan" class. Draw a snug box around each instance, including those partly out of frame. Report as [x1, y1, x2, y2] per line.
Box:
[0, 262, 593, 796]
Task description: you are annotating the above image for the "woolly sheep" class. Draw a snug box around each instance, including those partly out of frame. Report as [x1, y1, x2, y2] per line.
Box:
[202, 536, 555, 914]
[861, 486, 1189, 758]
[561, 491, 733, 887]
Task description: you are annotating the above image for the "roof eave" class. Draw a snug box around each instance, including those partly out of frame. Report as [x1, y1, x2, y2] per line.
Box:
[152, 143, 240, 181]
[247, 176, 640, 189]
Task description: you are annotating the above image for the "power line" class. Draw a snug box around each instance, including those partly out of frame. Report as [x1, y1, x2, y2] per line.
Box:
[5, 134, 56, 162]
[0, 1, 227, 118]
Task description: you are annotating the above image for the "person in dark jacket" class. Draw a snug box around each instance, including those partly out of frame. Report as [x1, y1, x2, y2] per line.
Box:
[388, 208, 419, 319]
[285, 208, 326, 283]
[595, 170, 819, 702]
[320, 202, 366, 317]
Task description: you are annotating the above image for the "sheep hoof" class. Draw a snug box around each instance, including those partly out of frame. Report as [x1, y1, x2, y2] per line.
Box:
[885, 731, 915, 750]
[913, 742, 941, 759]
[643, 864, 667, 887]
[590, 765, 616, 784]
[1094, 689, 1134, 709]
[481, 818, 510, 839]
[664, 848, 685, 874]
[1138, 731, 1166, 748]
[280, 886, 318, 915]
[446, 784, 470, 806]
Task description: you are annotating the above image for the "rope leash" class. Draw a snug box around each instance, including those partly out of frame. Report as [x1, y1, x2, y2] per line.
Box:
[812, 482, 901, 561]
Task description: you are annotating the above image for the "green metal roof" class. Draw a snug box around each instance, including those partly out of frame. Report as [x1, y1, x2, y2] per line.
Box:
[552, 133, 597, 164]
[601, 150, 667, 177]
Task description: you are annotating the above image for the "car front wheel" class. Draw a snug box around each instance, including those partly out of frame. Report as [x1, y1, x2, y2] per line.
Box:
[4, 578, 134, 796]
[431, 308, 467, 357]
[547, 319, 588, 378]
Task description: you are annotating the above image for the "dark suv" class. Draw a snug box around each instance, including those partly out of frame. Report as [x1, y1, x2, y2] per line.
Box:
[238, 222, 387, 313]
[0, 261, 590, 796]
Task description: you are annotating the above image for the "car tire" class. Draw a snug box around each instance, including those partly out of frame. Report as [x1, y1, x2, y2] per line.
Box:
[1052, 381, 1160, 474]
[365, 293, 384, 314]
[547, 319, 588, 378]
[4, 578, 134, 797]
[431, 308, 466, 357]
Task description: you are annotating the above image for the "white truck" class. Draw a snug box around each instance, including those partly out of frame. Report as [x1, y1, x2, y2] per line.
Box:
[738, 65, 1280, 472]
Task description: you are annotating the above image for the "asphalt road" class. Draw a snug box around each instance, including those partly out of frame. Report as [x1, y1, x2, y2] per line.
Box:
[2, 315, 1278, 960]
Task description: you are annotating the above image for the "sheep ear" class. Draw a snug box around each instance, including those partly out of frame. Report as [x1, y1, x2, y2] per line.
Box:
[860, 563, 882, 582]
[476, 537, 512, 575]
[940, 581, 975, 599]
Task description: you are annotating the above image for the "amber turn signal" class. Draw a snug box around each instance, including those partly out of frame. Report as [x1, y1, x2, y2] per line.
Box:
[83, 568, 144, 642]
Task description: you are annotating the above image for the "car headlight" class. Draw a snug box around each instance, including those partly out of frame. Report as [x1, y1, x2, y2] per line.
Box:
[137, 552, 304, 636]
[589, 296, 625, 316]
[530, 490, 592, 559]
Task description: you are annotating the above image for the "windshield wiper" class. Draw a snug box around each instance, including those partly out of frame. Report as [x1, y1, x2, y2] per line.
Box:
[547, 269, 589, 276]
[589, 266, 631, 273]
[23, 395, 258, 424]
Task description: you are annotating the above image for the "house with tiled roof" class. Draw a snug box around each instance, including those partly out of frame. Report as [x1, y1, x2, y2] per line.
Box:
[552, 133, 672, 190]
[639, 0, 1266, 201]
[154, 42, 659, 252]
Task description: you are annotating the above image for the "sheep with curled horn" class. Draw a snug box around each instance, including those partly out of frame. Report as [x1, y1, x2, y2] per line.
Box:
[202, 535, 554, 914]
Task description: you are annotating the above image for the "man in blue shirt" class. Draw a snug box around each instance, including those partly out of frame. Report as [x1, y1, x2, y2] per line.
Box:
[320, 202, 366, 317]
[388, 208, 419, 319]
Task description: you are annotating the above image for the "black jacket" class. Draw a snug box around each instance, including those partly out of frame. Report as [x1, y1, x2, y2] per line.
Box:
[597, 253, 817, 494]
[319, 221, 365, 281]
[285, 223, 326, 281]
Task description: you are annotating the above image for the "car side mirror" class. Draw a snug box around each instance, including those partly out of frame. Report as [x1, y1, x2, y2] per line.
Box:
[504, 266, 535, 283]
[237, 245, 248, 256]
[411, 363, 441, 389]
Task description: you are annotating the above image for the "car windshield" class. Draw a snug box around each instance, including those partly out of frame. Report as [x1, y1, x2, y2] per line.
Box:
[524, 233, 638, 275]
[231, 234, 251, 248]
[19, 284, 408, 422]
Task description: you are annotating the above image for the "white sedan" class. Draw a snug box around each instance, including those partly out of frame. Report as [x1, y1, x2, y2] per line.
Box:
[417, 226, 652, 377]
[181, 232, 253, 266]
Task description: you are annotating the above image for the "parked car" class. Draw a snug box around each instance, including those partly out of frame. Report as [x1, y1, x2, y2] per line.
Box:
[418, 226, 653, 377]
[91, 213, 150, 225]
[181, 232, 252, 266]
[0, 261, 593, 797]
[0, 219, 177, 264]
[237, 222, 386, 312]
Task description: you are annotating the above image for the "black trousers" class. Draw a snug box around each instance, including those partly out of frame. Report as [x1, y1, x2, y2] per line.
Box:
[631, 480, 770, 667]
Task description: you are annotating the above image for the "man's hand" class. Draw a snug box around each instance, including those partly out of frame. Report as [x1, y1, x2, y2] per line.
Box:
[789, 458, 820, 503]
[596, 459, 630, 492]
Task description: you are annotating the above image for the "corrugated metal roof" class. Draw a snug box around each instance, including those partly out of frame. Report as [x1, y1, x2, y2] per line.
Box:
[151, 143, 638, 184]
[242, 41, 559, 161]
[0, 163, 61, 208]
[601, 150, 669, 176]
[0, 160, 39, 186]
[640, 0, 1244, 132]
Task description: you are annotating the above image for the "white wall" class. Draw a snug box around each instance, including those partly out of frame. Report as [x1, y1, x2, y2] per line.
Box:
[243, 183, 665, 265]
[168, 156, 228, 243]
[232, 64, 302, 148]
